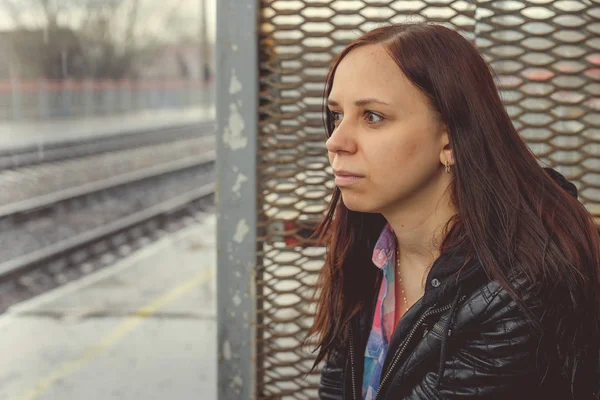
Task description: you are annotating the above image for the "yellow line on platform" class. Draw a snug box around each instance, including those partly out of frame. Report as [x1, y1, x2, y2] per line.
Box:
[16, 268, 216, 400]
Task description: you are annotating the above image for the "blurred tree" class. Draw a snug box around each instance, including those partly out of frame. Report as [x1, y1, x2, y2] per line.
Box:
[0, 0, 202, 80]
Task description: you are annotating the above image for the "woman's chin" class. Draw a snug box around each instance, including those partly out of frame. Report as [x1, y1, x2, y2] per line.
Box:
[341, 193, 380, 213]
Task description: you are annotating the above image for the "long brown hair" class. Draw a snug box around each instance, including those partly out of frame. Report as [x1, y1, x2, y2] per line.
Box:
[308, 23, 600, 392]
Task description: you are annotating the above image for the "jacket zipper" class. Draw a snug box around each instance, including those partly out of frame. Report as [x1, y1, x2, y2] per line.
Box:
[373, 297, 465, 400]
[348, 329, 358, 400]
[432, 322, 450, 336]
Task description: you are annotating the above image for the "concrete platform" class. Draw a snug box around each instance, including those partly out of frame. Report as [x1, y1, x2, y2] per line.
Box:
[0, 214, 217, 400]
[0, 105, 216, 152]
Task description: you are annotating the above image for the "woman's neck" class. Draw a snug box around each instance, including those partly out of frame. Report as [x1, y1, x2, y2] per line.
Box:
[384, 189, 457, 278]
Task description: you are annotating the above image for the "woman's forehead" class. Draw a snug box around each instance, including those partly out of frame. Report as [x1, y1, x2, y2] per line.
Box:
[329, 44, 422, 107]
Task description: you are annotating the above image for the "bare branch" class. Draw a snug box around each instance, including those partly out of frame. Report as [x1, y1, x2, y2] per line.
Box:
[123, 0, 139, 52]
[0, 0, 26, 25]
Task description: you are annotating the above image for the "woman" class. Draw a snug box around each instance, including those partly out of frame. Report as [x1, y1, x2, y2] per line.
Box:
[309, 23, 600, 399]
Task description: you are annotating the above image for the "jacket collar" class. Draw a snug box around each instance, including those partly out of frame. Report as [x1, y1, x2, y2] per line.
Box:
[421, 248, 485, 306]
[370, 222, 486, 309]
[356, 244, 487, 348]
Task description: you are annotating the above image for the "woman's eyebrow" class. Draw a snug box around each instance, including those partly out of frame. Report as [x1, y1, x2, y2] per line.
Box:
[327, 98, 390, 107]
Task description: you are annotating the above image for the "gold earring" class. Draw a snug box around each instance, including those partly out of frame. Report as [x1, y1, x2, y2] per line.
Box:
[445, 160, 451, 173]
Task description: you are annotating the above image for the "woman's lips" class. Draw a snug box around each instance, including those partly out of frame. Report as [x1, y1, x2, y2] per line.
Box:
[334, 171, 364, 187]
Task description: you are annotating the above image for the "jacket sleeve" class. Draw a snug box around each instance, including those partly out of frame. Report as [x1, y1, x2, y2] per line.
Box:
[318, 347, 346, 400]
[406, 288, 537, 399]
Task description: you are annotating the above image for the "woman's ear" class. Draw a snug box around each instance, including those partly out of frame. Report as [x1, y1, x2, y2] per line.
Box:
[439, 128, 454, 167]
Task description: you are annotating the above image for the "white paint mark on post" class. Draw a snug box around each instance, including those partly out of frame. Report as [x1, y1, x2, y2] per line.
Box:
[223, 340, 232, 361]
[232, 172, 248, 197]
[233, 219, 250, 243]
[231, 374, 243, 388]
[229, 69, 242, 94]
[223, 103, 247, 150]
[233, 292, 242, 306]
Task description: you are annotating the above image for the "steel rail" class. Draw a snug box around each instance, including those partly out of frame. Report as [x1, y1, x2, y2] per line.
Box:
[0, 153, 215, 283]
[0, 121, 215, 169]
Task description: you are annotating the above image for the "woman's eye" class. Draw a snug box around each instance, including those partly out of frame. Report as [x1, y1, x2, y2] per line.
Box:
[365, 111, 384, 124]
[331, 111, 343, 123]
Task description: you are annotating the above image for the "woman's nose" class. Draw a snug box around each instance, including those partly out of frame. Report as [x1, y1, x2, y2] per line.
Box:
[325, 126, 357, 154]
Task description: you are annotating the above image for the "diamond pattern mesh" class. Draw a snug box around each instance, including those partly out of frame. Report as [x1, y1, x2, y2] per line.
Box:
[256, 1, 599, 398]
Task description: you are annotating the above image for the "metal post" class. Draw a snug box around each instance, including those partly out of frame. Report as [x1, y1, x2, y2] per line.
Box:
[216, 0, 258, 399]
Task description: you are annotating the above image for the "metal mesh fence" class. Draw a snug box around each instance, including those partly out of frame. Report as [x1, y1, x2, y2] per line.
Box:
[475, 1, 600, 212]
[256, 1, 599, 398]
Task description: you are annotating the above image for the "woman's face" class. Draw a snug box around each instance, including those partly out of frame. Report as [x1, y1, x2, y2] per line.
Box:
[326, 44, 451, 214]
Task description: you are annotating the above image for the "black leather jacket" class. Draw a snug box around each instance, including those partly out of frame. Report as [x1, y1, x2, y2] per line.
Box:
[318, 169, 599, 400]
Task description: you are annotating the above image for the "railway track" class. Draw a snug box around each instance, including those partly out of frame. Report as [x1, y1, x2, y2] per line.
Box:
[0, 127, 216, 312]
[0, 121, 215, 170]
